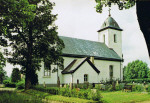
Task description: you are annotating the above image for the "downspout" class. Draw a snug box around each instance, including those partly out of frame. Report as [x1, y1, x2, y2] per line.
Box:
[120, 61, 122, 80]
[71, 73, 73, 89]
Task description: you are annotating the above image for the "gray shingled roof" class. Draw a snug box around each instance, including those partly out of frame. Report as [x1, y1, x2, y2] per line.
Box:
[101, 16, 121, 30]
[59, 36, 121, 60]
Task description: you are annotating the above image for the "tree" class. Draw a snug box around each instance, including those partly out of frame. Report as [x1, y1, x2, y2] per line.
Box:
[0, 52, 6, 84]
[95, 0, 150, 57]
[11, 68, 21, 82]
[0, 0, 64, 89]
[123, 60, 149, 80]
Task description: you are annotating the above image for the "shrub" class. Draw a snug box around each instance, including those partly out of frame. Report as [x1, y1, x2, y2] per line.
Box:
[146, 84, 150, 92]
[132, 84, 144, 92]
[59, 88, 71, 97]
[16, 80, 25, 89]
[71, 88, 78, 97]
[91, 90, 101, 101]
[32, 86, 102, 102]
[3, 80, 16, 88]
[124, 78, 150, 84]
[11, 68, 21, 83]
[95, 84, 101, 90]
[31, 86, 59, 95]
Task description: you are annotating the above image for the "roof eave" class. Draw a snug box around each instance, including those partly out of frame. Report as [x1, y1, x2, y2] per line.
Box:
[97, 27, 123, 32]
[61, 53, 123, 62]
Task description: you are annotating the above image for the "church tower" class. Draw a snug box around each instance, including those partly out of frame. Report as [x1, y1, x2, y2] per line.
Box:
[97, 10, 123, 58]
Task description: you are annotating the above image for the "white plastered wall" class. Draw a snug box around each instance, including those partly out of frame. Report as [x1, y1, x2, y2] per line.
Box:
[98, 29, 122, 58]
[37, 56, 123, 85]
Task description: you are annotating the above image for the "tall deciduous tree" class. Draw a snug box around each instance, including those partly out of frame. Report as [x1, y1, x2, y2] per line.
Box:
[0, 0, 64, 89]
[95, 0, 150, 57]
[0, 52, 6, 84]
[124, 60, 149, 80]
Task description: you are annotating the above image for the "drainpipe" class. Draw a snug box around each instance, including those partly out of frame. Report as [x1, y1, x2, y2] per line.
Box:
[71, 73, 73, 89]
[120, 62, 121, 81]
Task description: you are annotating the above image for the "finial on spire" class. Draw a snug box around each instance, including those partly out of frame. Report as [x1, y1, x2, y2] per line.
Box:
[108, 8, 111, 16]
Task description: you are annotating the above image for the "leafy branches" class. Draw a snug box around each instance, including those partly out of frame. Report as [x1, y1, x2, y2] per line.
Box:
[95, 0, 136, 13]
[0, 0, 64, 89]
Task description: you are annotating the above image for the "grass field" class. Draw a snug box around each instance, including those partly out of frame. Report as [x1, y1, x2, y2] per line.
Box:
[101, 91, 150, 103]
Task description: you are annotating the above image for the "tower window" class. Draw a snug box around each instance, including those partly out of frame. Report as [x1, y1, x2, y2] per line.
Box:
[103, 35, 105, 43]
[114, 34, 117, 43]
[84, 74, 88, 82]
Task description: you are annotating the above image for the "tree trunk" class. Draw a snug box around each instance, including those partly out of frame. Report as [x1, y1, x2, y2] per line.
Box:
[25, 23, 33, 90]
[25, 72, 31, 90]
[136, 1, 150, 57]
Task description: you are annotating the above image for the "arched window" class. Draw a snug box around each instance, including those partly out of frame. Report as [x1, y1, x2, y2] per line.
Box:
[84, 74, 88, 82]
[103, 35, 105, 43]
[114, 34, 117, 43]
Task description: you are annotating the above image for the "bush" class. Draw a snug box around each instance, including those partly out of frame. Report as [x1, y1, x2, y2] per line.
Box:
[124, 78, 150, 84]
[16, 80, 25, 89]
[32, 86, 102, 101]
[132, 84, 144, 92]
[11, 68, 21, 83]
[3, 80, 16, 88]
[59, 88, 71, 97]
[146, 84, 150, 92]
[31, 86, 59, 95]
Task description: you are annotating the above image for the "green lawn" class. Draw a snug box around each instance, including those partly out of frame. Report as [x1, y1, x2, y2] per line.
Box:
[101, 91, 150, 103]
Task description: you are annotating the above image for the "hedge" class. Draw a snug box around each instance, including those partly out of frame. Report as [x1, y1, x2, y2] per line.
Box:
[31, 86, 102, 101]
[124, 78, 150, 83]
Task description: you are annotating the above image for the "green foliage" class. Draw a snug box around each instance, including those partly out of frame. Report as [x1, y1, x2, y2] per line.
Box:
[11, 68, 21, 83]
[124, 78, 150, 83]
[3, 79, 16, 88]
[0, 52, 6, 83]
[32, 86, 102, 101]
[0, 0, 64, 89]
[16, 80, 25, 89]
[0, 91, 43, 103]
[132, 84, 144, 92]
[146, 84, 150, 92]
[31, 86, 59, 95]
[31, 73, 38, 85]
[123, 60, 149, 80]
[95, 0, 136, 13]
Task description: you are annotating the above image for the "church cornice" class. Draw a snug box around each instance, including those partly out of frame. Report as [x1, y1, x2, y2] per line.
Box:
[61, 53, 123, 62]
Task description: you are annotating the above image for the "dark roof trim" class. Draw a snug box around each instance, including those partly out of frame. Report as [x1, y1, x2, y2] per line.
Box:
[97, 26, 123, 32]
[61, 57, 100, 74]
[61, 53, 123, 62]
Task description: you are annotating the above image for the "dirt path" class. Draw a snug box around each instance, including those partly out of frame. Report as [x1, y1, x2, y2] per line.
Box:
[0, 87, 16, 91]
[136, 101, 150, 103]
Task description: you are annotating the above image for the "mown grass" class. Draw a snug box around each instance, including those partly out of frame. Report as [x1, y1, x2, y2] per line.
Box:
[0, 91, 43, 103]
[101, 91, 150, 103]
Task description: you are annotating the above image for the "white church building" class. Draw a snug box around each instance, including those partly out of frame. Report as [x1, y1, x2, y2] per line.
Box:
[37, 15, 124, 86]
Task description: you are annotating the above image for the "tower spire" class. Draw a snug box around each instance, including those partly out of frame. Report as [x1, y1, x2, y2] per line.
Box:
[108, 8, 111, 16]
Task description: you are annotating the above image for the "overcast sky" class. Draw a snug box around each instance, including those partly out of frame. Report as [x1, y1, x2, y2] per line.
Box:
[4, 0, 150, 76]
[52, 0, 150, 66]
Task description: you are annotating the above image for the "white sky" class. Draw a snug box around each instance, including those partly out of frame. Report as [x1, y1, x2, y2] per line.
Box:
[4, 0, 150, 76]
[52, 0, 150, 66]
